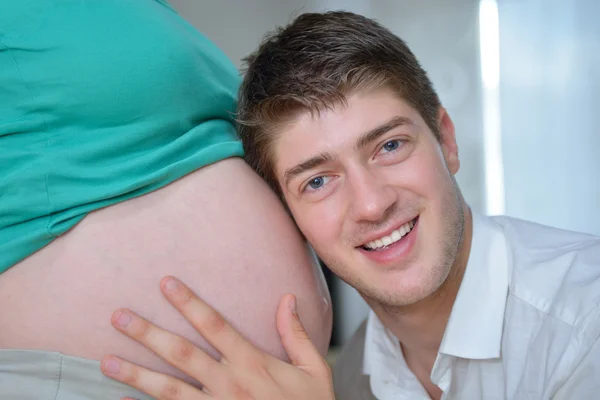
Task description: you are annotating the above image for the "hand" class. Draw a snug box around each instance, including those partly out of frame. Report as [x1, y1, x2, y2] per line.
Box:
[101, 276, 335, 399]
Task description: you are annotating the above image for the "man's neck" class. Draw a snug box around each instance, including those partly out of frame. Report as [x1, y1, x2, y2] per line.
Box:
[368, 205, 473, 367]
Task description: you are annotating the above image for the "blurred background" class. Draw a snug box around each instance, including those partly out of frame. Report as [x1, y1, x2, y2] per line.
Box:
[169, 0, 600, 351]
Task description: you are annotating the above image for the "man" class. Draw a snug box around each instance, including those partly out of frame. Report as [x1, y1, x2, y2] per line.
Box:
[101, 11, 600, 399]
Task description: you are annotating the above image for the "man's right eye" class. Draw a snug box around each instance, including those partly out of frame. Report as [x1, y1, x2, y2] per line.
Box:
[304, 176, 329, 192]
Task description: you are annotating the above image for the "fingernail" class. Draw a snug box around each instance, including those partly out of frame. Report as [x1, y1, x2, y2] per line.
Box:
[103, 358, 121, 374]
[114, 310, 132, 328]
[164, 277, 180, 291]
[289, 296, 297, 315]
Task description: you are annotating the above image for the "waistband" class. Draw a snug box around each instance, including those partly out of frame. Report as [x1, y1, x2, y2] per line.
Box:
[0, 349, 154, 399]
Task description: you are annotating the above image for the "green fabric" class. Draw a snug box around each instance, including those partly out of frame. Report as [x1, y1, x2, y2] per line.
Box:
[0, 0, 244, 272]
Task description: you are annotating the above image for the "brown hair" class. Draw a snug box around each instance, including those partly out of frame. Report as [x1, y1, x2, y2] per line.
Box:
[237, 11, 441, 198]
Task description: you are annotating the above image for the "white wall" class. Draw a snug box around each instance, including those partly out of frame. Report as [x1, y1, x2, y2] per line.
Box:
[499, 0, 600, 236]
[168, 0, 316, 68]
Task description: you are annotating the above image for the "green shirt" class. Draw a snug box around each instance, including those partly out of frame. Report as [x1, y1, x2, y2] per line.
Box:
[0, 0, 244, 272]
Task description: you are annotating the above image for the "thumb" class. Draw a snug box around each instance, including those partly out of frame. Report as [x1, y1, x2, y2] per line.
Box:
[276, 294, 325, 373]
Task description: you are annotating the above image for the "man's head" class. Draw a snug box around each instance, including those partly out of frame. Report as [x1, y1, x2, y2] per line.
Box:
[238, 11, 467, 308]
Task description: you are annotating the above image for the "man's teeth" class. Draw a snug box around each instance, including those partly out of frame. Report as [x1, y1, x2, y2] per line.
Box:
[364, 220, 415, 250]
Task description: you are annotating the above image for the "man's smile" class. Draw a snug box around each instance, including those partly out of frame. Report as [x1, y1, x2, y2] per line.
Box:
[361, 216, 418, 251]
[355, 216, 420, 266]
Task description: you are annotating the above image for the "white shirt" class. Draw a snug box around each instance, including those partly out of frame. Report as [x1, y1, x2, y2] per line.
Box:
[332, 213, 600, 400]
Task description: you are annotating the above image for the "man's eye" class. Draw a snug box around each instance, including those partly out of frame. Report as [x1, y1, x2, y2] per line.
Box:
[304, 176, 329, 192]
[308, 176, 325, 189]
[381, 139, 401, 152]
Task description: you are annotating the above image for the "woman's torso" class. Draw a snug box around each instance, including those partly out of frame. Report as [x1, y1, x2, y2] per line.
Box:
[0, 0, 332, 380]
[0, 157, 332, 378]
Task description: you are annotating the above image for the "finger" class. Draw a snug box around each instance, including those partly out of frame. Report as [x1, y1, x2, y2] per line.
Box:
[276, 294, 329, 374]
[101, 356, 208, 400]
[110, 308, 224, 392]
[160, 276, 257, 362]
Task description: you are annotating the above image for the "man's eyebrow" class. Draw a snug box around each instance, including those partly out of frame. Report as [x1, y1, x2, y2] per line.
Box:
[354, 116, 413, 151]
[283, 152, 336, 188]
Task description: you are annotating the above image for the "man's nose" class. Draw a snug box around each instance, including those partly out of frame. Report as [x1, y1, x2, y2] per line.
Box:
[347, 168, 396, 223]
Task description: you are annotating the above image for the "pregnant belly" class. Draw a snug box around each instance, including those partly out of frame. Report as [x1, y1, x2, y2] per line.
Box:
[0, 158, 332, 380]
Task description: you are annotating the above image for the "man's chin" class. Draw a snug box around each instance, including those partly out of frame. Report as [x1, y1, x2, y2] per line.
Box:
[356, 281, 430, 309]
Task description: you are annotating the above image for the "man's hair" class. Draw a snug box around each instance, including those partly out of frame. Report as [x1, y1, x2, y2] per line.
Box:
[237, 11, 441, 198]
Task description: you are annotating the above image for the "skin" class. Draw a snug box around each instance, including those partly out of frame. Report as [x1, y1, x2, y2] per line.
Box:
[102, 277, 335, 400]
[102, 87, 473, 399]
[0, 158, 332, 382]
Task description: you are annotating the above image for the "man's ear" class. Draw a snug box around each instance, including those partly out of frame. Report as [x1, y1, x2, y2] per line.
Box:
[437, 107, 460, 175]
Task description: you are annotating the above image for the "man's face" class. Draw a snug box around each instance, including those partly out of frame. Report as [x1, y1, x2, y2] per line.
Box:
[273, 87, 465, 308]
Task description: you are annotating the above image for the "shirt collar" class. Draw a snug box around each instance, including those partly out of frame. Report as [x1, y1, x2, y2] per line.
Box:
[363, 310, 432, 398]
[363, 310, 401, 377]
[363, 211, 510, 378]
[438, 211, 509, 359]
